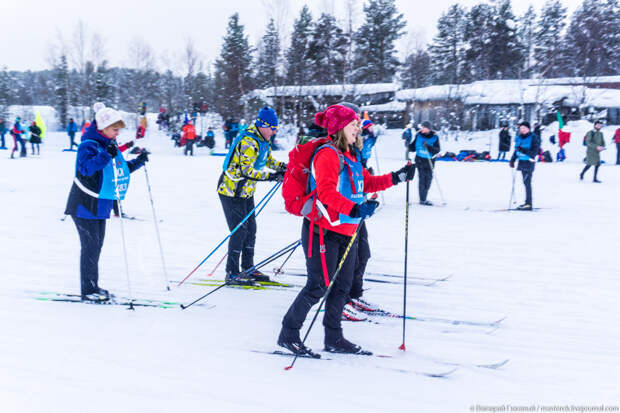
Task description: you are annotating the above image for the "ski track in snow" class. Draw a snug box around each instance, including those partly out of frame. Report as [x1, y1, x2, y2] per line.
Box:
[1, 118, 619, 412]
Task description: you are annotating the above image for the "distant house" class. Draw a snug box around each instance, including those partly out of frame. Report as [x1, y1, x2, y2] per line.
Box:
[249, 83, 399, 127]
[396, 76, 620, 130]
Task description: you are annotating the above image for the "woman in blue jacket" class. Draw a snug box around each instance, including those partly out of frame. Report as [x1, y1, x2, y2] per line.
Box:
[64, 103, 149, 301]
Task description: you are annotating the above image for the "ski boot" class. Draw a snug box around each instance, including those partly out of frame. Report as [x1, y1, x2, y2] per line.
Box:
[350, 297, 381, 313]
[225, 271, 256, 286]
[245, 269, 271, 283]
[515, 203, 533, 211]
[277, 329, 320, 358]
[342, 303, 368, 321]
[420, 200, 433, 206]
[324, 336, 371, 355]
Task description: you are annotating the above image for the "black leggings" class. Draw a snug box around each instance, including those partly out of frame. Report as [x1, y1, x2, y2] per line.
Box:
[281, 220, 358, 341]
[219, 194, 256, 274]
[72, 216, 106, 295]
[581, 164, 600, 180]
[351, 221, 370, 299]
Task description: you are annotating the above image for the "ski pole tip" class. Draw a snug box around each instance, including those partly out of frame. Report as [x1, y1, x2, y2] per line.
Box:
[284, 365, 293, 371]
[180, 304, 186, 310]
[399, 343, 406, 351]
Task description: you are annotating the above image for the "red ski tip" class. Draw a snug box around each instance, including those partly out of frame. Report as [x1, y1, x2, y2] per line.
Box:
[284, 366, 293, 371]
[399, 343, 406, 351]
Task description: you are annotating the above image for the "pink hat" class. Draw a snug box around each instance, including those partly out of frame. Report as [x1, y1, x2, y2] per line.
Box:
[314, 105, 359, 136]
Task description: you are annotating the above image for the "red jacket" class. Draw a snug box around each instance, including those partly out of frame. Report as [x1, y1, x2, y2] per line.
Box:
[614, 128, 620, 144]
[182, 124, 196, 140]
[312, 147, 393, 236]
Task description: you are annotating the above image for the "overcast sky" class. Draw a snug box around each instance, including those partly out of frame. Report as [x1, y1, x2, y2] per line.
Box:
[0, 0, 582, 73]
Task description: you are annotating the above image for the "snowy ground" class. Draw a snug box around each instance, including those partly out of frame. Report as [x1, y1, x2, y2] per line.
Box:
[1, 123, 619, 413]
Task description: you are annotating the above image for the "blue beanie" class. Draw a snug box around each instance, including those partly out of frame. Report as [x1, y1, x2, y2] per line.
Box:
[255, 106, 278, 130]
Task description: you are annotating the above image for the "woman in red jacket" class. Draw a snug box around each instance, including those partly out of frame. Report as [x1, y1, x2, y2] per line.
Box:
[278, 105, 415, 356]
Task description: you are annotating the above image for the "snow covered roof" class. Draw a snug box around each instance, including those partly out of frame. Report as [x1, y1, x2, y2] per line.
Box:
[397, 79, 620, 108]
[361, 101, 407, 112]
[260, 83, 399, 97]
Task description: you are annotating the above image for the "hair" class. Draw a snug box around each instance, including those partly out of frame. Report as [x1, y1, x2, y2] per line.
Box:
[331, 128, 362, 153]
[106, 120, 126, 129]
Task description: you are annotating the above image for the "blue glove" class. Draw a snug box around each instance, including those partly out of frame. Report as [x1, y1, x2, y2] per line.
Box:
[349, 200, 380, 219]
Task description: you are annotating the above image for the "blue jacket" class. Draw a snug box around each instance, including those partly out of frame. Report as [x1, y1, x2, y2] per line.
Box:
[361, 132, 377, 161]
[409, 131, 440, 163]
[67, 122, 78, 135]
[64, 122, 145, 219]
[511, 132, 540, 171]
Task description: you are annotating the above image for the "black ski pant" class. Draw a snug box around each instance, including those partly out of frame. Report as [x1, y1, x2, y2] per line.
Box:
[616, 143, 620, 165]
[350, 221, 370, 300]
[219, 194, 256, 274]
[416, 161, 433, 202]
[69, 133, 77, 150]
[581, 164, 600, 181]
[0, 131, 5, 147]
[518, 162, 535, 205]
[184, 139, 194, 156]
[71, 216, 106, 295]
[31, 142, 40, 155]
[280, 220, 358, 344]
[498, 151, 507, 160]
[18, 137, 26, 157]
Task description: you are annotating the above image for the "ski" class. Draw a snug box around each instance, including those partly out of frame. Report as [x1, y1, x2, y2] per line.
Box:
[33, 291, 211, 309]
[283, 272, 442, 287]
[492, 207, 548, 212]
[358, 306, 506, 328]
[408, 350, 510, 370]
[251, 350, 330, 360]
[173, 279, 298, 291]
[253, 350, 457, 377]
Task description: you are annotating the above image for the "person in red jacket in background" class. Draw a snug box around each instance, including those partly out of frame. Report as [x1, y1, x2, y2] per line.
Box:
[277, 105, 415, 357]
[182, 120, 196, 156]
[613, 127, 620, 165]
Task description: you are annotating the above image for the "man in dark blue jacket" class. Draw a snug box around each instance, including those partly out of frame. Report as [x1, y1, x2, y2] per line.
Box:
[67, 118, 79, 150]
[65, 103, 148, 301]
[408, 121, 440, 205]
[509, 121, 540, 211]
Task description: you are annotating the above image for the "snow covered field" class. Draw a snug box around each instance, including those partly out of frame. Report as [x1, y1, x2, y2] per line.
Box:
[1, 123, 619, 412]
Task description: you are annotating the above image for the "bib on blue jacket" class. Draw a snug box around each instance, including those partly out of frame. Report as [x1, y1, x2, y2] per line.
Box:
[415, 133, 438, 159]
[222, 132, 270, 172]
[515, 133, 534, 161]
[310, 146, 364, 226]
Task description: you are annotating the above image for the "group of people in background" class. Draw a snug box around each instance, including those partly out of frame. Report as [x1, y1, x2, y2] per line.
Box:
[0, 116, 43, 158]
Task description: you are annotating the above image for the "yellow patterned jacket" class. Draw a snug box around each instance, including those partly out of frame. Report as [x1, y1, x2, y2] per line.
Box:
[217, 125, 285, 198]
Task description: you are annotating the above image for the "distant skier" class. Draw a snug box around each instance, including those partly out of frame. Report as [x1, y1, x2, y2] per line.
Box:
[613, 126, 620, 165]
[579, 120, 605, 183]
[408, 121, 440, 205]
[67, 118, 79, 150]
[360, 119, 377, 170]
[402, 122, 414, 158]
[29, 121, 42, 155]
[64, 103, 149, 301]
[10, 117, 27, 158]
[0, 118, 7, 149]
[182, 120, 197, 156]
[217, 107, 286, 285]
[509, 121, 540, 210]
[223, 118, 239, 149]
[498, 124, 511, 160]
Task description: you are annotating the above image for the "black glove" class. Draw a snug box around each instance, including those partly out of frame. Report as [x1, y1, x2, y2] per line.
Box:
[277, 163, 288, 173]
[268, 170, 285, 182]
[125, 140, 134, 149]
[391, 163, 415, 184]
[509, 159, 515, 168]
[106, 143, 118, 158]
[517, 146, 524, 153]
[349, 200, 380, 219]
[136, 149, 150, 163]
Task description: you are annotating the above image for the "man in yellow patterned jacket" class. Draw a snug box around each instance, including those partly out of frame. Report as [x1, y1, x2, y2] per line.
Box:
[218, 106, 286, 285]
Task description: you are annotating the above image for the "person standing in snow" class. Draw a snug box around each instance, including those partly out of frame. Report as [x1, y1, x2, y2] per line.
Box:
[579, 120, 605, 183]
[498, 124, 511, 160]
[402, 122, 414, 159]
[360, 119, 378, 170]
[64, 103, 149, 301]
[29, 121, 42, 155]
[182, 120, 197, 156]
[613, 127, 620, 165]
[217, 107, 287, 285]
[277, 104, 415, 356]
[0, 118, 7, 149]
[66, 118, 79, 150]
[10, 117, 27, 158]
[408, 121, 440, 206]
[509, 121, 540, 210]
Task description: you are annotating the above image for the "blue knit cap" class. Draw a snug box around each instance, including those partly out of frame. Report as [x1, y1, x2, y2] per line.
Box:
[255, 106, 278, 130]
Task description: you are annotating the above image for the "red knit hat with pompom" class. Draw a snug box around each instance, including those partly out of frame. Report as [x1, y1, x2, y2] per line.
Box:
[314, 105, 359, 136]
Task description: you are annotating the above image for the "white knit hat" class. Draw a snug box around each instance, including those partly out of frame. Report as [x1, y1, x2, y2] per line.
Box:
[94, 102, 125, 130]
